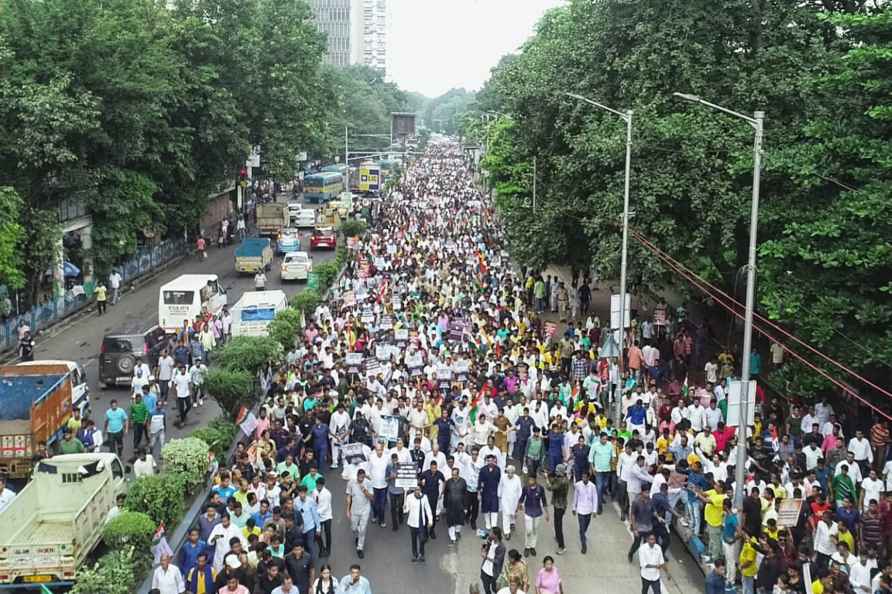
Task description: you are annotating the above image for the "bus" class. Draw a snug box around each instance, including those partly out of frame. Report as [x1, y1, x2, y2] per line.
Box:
[304, 171, 344, 204]
[158, 274, 228, 333]
[357, 162, 381, 194]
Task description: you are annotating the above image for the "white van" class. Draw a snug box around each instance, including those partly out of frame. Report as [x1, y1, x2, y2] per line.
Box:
[17, 359, 90, 417]
[158, 274, 228, 333]
[230, 290, 288, 337]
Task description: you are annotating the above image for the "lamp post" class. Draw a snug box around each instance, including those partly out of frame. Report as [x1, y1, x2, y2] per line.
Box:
[673, 92, 764, 508]
[565, 92, 633, 426]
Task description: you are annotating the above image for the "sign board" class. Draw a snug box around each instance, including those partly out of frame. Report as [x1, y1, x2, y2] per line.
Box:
[391, 297, 402, 311]
[307, 272, 319, 290]
[453, 359, 470, 380]
[342, 290, 356, 307]
[610, 294, 631, 330]
[405, 351, 423, 369]
[776, 498, 803, 528]
[297, 151, 308, 162]
[342, 443, 368, 466]
[376, 344, 391, 361]
[239, 412, 258, 438]
[395, 463, 419, 489]
[727, 380, 757, 427]
[365, 359, 382, 377]
[394, 328, 409, 343]
[379, 415, 400, 443]
[449, 319, 467, 341]
[391, 112, 417, 142]
[361, 306, 375, 324]
[379, 315, 394, 331]
[345, 353, 363, 374]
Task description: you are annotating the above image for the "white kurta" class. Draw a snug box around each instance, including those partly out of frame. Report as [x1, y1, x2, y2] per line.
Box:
[498, 474, 522, 512]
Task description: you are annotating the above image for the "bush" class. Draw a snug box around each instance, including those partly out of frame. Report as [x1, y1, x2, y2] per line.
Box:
[338, 218, 367, 237]
[70, 551, 138, 594]
[290, 289, 320, 314]
[334, 244, 349, 269]
[205, 368, 254, 418]
[161, 437, 210, 491]
[267, 307, 302, 351]
[103, 511, 156, 555]
[124, 472, 188, 526]
[214, 335, 281, 374]
[192, 416, 238, 460]
[313, 261, 340, 292]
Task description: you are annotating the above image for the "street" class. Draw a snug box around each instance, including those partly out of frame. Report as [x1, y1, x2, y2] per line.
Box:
[24, 198, 336, 465]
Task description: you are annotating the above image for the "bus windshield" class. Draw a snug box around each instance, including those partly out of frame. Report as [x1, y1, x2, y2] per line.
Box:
[163, 290, 194, 305]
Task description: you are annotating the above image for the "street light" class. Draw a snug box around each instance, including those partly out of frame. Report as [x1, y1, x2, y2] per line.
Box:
[673, 91, 765, 508]
[565, 92, 633, 426]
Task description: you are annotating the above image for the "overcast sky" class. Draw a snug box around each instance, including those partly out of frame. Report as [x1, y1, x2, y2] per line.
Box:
[388, 0, 566, 98]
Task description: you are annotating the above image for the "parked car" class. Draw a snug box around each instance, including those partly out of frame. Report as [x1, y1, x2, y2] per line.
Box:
[98, 325, 170, 387]
[310, 226, 337, 250]
[280, 251, 313, 281]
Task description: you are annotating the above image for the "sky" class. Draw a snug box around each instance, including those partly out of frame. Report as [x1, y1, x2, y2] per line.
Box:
[387, 0, 566, 98]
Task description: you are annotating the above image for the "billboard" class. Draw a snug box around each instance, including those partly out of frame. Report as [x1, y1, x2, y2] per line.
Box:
[391, 112, 416, 143]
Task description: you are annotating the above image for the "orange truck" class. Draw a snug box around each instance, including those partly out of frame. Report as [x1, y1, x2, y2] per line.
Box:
[0, 363, 78, 478]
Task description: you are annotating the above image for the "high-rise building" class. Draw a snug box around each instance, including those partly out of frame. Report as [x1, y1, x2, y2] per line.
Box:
[310, 0, 386, 73]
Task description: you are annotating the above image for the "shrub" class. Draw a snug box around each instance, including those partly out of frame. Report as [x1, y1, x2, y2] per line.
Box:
[124, 472, 187, 526]
[161, 437, 210, 491]
[103, 511, 156, 555]
[267, 307, 302, 351]
[334, 244, 349, 269]
[290, 289, 320, 314]
[192, 416, 238, 460]
[338, 219, 367, 238]
[205, 368, 254, 418]
[313, 261, 340, 292]
[70, 551, 138, 594]
[214, 335, 281, 374]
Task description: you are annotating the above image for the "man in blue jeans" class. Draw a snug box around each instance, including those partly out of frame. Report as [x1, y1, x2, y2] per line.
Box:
[104, 399, 128, 456]
[294, 485, 320, 562]
[588, 432, 615, 514]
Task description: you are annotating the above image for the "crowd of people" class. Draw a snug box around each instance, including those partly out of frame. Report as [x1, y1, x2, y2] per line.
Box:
[141, 140, 892, 594]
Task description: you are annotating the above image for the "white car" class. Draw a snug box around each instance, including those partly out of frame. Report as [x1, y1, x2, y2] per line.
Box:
[288, 201, 302, 220]
[293, 209, 317, 229]
[280, 251, 312, 281]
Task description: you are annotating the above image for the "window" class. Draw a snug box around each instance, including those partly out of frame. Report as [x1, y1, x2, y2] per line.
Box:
[163, 290, 195, 305]
[111, 459, 124, 479]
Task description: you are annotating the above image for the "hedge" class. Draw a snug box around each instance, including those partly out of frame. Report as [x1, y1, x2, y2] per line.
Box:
[124, 472, 188, 527]
[267, 307, 302, 351]
[191, 416, 238, 460]
[213, 335, 282, 375]
[289, 288, 321, 314]
[205, 368, 254, 419]
[338, 219, 368, 237]
[70, 550, 138, 594]
[160, 437, 210, 492]
[102, 511, 156, 558]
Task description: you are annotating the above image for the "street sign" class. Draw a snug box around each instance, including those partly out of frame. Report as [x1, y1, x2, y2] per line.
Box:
[307, 272, 319, 290]
[727, 380, 757, 427]
[610, 294, 631, 329]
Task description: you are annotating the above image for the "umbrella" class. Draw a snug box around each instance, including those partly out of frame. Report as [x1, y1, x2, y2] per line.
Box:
[63, 261, 81, 278]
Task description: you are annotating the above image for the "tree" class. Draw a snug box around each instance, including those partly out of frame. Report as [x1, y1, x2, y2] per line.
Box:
[0, 187, 25, 290]
[478, 0, 889, 398]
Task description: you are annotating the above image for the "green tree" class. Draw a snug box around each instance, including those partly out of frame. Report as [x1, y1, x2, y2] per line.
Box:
[0, 187, 25, 290]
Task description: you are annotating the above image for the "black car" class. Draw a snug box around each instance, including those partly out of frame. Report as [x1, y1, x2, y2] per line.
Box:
[99, 325, 171, 387]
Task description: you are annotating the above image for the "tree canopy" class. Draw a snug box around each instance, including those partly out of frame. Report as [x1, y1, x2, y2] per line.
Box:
[471, 0, 892, 402]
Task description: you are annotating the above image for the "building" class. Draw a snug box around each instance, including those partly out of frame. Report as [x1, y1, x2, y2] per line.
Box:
[310, 0, 387, 73]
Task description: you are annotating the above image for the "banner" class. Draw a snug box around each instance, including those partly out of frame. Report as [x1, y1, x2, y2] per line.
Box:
[345, 352, 363, 373]
[342, 443, 368, 466]
[394, 328, 409, 342]
[777, 498, 803, 528]
[379, 415, 400, 443]
[395, 463, 419, 489]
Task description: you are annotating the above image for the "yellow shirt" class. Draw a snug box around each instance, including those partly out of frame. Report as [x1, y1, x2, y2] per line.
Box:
[764, 526, 779, 541]
[95, 286, 108, 301]
[811, 580, 824, 594]
[243, 526, 261, 540]
[704, 491, 726, 528]
[656, 436, 671, 460]
[837, 529, 854, 553]
[739, 538, 759, 577]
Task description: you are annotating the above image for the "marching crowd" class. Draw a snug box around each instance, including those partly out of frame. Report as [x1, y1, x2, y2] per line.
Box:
[144, 141, 892, 594]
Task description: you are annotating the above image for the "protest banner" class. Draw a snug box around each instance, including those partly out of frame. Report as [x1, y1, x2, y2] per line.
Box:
[342, 443, 368, 466]
[395, 463, 419, 489]
[345, 353, 363, 373]
[379, 415, 400, 443]
[777, 498, 803, 528]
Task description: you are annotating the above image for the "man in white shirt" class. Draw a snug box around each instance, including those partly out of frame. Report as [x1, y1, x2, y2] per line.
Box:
[133, 449, 157, 478]
[367, 443, 390, 527]
[803, 443, 824, 471]
[403, 485, 434, 561]
[848, 430, 874, 475]
[638, 533, 665, 594]
[151, 554, 184, 594]
[860, 469, 884, 512]
[314, 477, 334, 557]
[109, 270, 122, 305]
[208, 514, 245, 572]
[329, 404, 351, 469]
[498, 466, 523, 540]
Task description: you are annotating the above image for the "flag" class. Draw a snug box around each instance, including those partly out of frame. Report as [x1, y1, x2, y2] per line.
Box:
[40, 586, 53, 594]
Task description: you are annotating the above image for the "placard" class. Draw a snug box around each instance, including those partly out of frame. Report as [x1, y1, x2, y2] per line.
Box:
[342, 443, 368, 466]
[361, 306, 375, 324]
[392, 297, 402, 311]
[365, 359, 382, 377]
[342, 290, 356, 307]
[395, 463, 419, 489]
[405, 352, 423, 369]
[379, 415, 400, 443]
[379, 315, 394, 331]
[453, 360, 470, 380]
[776, 498, 803, 528]
[239, 412, 258, 437]
[346, 352, 363, 373]
[376, 344, 391, 361]
[448, 319, 467, 341]
[394, 328, 409, 342]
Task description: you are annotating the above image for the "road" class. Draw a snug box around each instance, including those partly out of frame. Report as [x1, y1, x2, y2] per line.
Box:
[25, 197, 336, 464]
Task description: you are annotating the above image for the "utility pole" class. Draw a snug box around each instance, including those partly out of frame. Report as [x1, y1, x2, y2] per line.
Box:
[344, 126, 349, 166]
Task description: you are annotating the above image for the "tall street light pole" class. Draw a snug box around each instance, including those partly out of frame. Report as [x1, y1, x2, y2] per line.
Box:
[674, 92, 764, 508]
[565, 92, 633, 426]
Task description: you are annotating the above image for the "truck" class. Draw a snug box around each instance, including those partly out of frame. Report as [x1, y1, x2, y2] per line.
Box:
[234, 238, 273, 274]
[255, 202, 289, 236]
[0, 364, 85, 479]
[0, 453, 127, 587]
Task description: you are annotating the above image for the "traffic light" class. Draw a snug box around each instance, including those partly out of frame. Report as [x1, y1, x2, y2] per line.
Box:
[239, 166, 247, 181]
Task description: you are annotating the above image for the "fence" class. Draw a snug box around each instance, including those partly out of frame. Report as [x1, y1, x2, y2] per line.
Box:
[0, 238, 188, 354]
